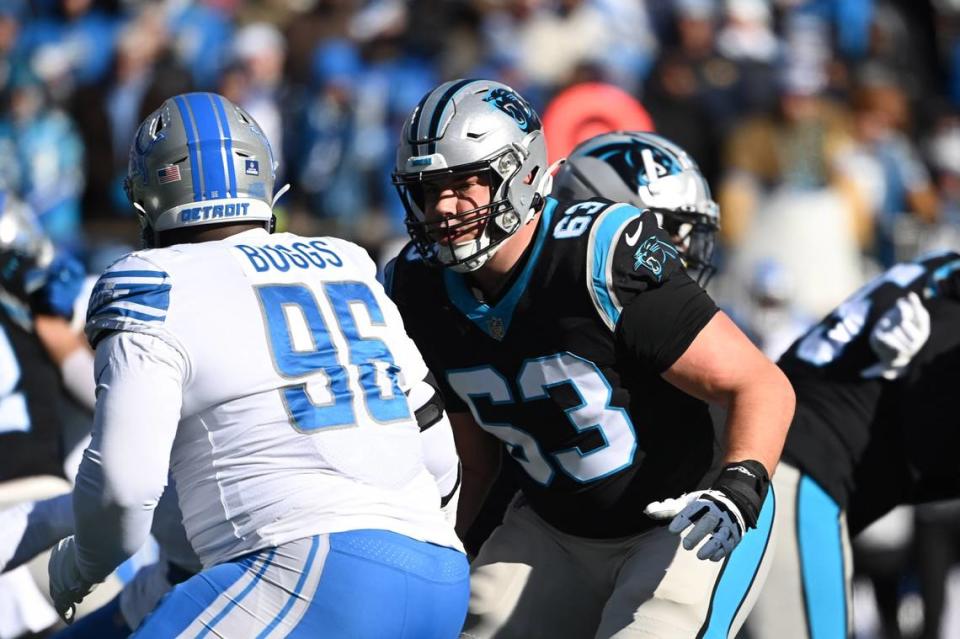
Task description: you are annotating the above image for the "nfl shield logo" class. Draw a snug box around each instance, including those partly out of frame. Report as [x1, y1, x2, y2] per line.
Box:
[157, 165, 181, 184]
[245, 159, 260, 175]
[488, 316, 505, 341]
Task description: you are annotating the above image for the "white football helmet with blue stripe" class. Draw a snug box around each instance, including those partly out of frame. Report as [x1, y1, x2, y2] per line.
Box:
[125, 92, 279, 246]
[392, 79, 552, 272]
[553, 131, 720, 285]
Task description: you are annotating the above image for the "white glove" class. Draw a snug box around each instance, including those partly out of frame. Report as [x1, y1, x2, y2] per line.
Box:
[865, 292, 930, 380]
[645, 489, 746, 562]
[48, 536, 97, 623]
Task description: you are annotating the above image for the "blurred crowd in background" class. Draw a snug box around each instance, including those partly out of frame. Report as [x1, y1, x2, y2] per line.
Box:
[2, 0, 960, 636]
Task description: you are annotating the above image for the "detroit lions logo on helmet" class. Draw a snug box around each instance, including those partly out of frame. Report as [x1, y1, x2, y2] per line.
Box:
[128, 114, 167, 190]
[634, 236, 679, 281]
[483, 88, 541, 133]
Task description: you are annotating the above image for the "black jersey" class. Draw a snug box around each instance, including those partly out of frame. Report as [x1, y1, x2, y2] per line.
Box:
[0, 303, 66, 481]
[779, 251, 960, 509]
[387, 196, 719, 538]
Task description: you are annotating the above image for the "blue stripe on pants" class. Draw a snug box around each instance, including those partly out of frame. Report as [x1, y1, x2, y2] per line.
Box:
[131, 552, 267, 638]
[701, 487, 776, 638]
[798, 475, 847, 639]
[254, 536, 320, 639]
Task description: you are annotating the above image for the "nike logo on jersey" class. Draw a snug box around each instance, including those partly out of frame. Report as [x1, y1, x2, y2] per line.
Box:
[624, 220, 644, 247]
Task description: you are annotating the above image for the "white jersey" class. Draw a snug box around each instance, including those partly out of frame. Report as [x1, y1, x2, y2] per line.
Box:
[85, 228, 461, 567]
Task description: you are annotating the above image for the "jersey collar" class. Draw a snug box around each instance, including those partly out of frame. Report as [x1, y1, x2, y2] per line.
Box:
[443, 197, 558, 341]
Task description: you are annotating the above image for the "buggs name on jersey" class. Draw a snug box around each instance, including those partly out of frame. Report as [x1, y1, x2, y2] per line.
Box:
[235, 241, 344, 273]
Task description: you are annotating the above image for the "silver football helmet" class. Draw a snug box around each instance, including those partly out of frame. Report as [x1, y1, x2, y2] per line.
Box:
[392, 79, 552, 272]
[0, 192, 54, 329]
[553, 131, 720, 285]
[125, 92, 279, 247]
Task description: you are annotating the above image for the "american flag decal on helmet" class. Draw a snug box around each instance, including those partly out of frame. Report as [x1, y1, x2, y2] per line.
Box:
[157, 165, 182, 184]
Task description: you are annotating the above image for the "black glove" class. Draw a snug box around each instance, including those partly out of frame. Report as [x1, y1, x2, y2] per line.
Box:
[645, 460, 769, 561]
[0, 249, 47, 303]
[710, 460, 770, 530]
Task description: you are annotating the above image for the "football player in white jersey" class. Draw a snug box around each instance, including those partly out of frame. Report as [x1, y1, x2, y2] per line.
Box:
[45, 92, 468, 638]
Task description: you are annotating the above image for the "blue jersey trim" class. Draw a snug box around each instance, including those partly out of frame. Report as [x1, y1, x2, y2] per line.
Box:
[444, 197, 557, 340]
[98, 269, 168, 280]
[589, 204, 643, 330]
[926, 257, 960, 298]
[88, 270, 171, 324]
[701, 488, 775, 638]
[91, 306, 168, 324]
[798, 475, 847, 639]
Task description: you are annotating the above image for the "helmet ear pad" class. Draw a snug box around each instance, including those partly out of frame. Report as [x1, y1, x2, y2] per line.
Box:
[499, 130, 552, 229]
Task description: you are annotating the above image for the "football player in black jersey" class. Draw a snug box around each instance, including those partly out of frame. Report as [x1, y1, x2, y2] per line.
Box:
[387, 83, 795, 638]
[549, 133, 960, 638]
[743, 252, 960, 639]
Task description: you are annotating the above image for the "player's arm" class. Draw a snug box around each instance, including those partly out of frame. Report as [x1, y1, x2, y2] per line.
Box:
[602, 207, 794, 474]
[599, 207, 793, 560]
[450, 411, 502, 539]
[645, 312, 794, 562]
[408, 373, 462, 522]
[48, 330, 185, 622]
[34, 315, 96, 411]
[30, 254, 97, 410]
[662, 311, 795, 475]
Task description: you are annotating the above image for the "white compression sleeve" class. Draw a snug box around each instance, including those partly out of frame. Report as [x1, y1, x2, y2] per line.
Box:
[72, 331, 185, 584]
[59, 347, 96, 412]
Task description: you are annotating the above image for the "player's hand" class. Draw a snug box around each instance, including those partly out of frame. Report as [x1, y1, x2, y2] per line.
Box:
[644, 460, 769, 562]
[30, 253, 86, 320]
[867, 292, 930, 379]
[48, 536, 97, 624]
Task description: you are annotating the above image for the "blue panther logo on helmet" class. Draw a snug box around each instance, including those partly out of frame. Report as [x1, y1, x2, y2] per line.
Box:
[584, 142, 682, 193]
[483, 88, 541, 133]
